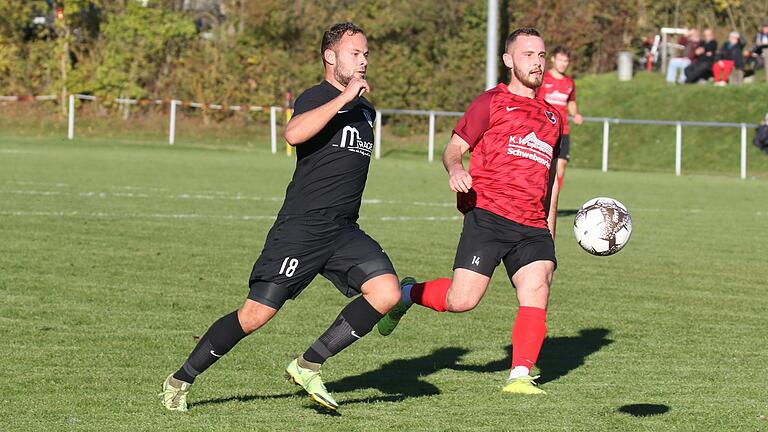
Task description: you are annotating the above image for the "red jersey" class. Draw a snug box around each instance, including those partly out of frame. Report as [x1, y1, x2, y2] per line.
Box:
[453, 83, 562, 229]
[536, 71, 575, 134]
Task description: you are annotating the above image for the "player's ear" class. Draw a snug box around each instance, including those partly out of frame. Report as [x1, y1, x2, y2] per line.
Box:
[502, 52, 514, 69]
[323, 48, 336, 66]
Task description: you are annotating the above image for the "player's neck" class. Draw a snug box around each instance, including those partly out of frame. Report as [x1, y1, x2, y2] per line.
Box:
[324, 70, 347, 92]
[549, 69, 566, 79]
[506, 81, 536, 99]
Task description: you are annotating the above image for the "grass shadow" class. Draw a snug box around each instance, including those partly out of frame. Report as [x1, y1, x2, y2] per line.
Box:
[556, 208, 579, 217]
[453, 328, 613, 384]
[327, 347, 470, 405]
[618, 403, 670, 417]
[191, 390, 300, 408]
[191, 347, 470, 409]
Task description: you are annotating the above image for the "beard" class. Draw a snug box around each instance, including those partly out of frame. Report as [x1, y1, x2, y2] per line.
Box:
[333, 64, 356, 87]
[513, 64, 543, 89]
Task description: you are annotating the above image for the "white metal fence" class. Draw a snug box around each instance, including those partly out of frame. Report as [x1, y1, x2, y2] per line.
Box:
[582, 116, 758, 179]
[39, 94, 764, 180]
[65, 93, 282, 148]
[374, 109, 758, 180]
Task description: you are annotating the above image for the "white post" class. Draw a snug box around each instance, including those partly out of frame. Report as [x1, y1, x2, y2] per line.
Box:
[660, 32, 668, 75]
[270, 106, 277, 154]
[428, 111, 436, 162]
[374, 110, 382, 160]
[169, 100, 177, 145]
[602, 120, 610, 172]
[485, 0, 499, 90]
[675, 122, 682, 176]
[740, 123, 747, 179]
[67, 94, 75, 140]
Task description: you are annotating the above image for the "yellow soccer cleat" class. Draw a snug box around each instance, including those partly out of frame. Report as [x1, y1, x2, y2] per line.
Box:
[159, 374, 192, 411]
[285, 358, 339, 411]
[502, 375, 547, 395]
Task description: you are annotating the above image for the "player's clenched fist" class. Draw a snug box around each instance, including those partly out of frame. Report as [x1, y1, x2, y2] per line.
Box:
[341, 78, 370, 103]
[448, 168, 472, 193]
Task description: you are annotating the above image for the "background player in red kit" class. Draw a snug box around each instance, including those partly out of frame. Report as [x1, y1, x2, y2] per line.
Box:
[536, 46, 583, 191]
[377, 28, 562, 394]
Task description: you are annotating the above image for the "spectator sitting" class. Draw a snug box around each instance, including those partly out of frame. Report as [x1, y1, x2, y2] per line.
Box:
[754, 114, 768, 154]
[713, 32, 745, 86]
[747, 23, 768, 70]
[666, 29, 700, 84]
[754, 23, 768, 55]
[684, 28, 718, 83]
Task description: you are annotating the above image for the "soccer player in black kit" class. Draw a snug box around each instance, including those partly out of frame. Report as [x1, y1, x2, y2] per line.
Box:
[160, 22, 401, 412]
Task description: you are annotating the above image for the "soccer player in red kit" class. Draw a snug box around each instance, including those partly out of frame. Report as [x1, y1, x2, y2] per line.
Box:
[377, 28, 561, 395]
[536, 46, 583, 191]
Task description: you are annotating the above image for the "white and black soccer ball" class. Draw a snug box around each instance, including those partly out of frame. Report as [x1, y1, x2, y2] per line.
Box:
[573, 197, 632, 256]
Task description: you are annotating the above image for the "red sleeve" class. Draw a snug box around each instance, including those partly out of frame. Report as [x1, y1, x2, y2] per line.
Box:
[452, 92, 493, 151]
[568, 79, 576, 102]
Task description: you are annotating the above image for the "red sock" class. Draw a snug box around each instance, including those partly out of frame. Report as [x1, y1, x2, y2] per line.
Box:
[410, 278, 451, 312]
[511, 306, 547, 369]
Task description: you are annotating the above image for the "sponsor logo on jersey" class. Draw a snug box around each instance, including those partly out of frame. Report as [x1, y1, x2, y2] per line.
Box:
[337, 125, 374, 157]
[544, 90, 570, 106]
[508, 131, 554, 168]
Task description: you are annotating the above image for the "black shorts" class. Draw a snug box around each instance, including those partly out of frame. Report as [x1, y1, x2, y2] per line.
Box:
[559, 134, 571, 161]
[248, 214, 396, 309]
[453, 208, 556, 280]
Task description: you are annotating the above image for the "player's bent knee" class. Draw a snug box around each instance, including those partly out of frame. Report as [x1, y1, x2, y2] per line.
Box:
[237, 281, 290, 333]
[360, 272, 400, 311]
[445, 271, 490, 312]
[517, 282, 550, 308]
[238, 298, 279, 333]
[445, 295, 481, 313]
[379, 286, 401, 310]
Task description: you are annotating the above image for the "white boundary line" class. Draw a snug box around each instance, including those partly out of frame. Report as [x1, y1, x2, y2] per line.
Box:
[0, 187, 455, 207]
[3, 182, 765, 215]
[4, 188, 765, 215]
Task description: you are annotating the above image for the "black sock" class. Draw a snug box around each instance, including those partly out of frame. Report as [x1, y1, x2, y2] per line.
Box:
[173, 310, 247, 383]
[302, 296, 383, 365]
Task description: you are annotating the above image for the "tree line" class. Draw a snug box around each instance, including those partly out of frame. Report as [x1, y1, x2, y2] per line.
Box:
[1, 0, 766, 113]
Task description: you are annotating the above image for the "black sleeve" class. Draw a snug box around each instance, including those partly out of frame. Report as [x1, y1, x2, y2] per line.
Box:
[292, 88, 329, 116]
[706, 41, 718, 56]
[754, 125, 768, 147]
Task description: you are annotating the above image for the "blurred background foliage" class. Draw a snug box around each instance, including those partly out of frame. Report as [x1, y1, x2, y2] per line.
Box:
[1, 0, 767, 111]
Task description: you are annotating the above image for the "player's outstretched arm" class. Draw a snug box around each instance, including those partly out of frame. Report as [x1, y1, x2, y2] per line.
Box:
[443, 133, 472, 192]
[284, 78, 370, 146]
[568, 101, 583, 125]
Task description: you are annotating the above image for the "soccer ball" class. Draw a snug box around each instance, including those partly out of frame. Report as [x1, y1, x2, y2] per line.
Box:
[573, 197, 632, 256]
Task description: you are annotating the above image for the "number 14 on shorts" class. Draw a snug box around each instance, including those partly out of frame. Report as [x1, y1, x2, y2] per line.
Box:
[279, 257, 299, 277]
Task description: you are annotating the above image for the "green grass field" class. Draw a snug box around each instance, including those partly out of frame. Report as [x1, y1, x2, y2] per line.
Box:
[2, 135, 767, 431]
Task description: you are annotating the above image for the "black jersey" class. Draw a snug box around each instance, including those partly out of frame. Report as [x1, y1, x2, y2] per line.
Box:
[278, 80, 376, 222]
